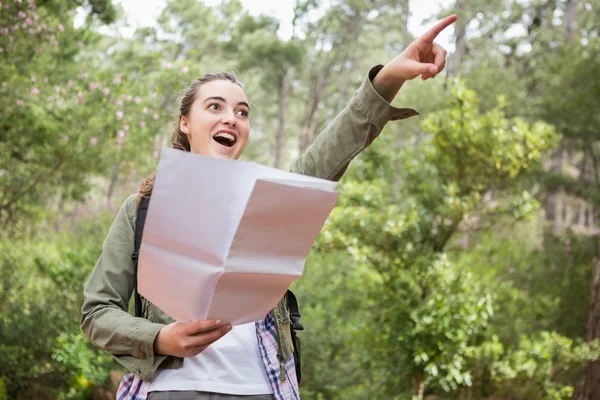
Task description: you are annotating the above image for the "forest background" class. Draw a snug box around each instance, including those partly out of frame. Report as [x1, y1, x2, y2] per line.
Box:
[2, 0, 600, 399]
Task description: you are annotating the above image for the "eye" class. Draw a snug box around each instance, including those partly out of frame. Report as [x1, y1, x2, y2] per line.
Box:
[237, 109, 249, 118]
[208, 103, 221, 111]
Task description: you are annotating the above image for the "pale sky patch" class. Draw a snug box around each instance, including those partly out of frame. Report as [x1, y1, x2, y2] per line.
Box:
[106, 0, 456, 50]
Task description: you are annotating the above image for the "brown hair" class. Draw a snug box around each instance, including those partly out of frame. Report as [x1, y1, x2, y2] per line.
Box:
[138, 72, 243, 203]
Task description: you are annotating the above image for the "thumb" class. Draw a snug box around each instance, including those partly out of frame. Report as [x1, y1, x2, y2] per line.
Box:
[183, 319, 224, 335]
[404, 60, 438, 79]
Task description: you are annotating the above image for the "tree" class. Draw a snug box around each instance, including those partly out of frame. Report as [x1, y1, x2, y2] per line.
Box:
[318, 82, 557, 398]
[227, 14, 303, 168]
[544, 35, 600, 400]
[0, 213, 117, 399]
[0, 0, 118, 233]
[293, 0, 414, 155]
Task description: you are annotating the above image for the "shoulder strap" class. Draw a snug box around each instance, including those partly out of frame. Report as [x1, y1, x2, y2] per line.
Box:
[286, 290, 304, 331]
[286, 290, 304, 384]
[132, 196, 150, 318]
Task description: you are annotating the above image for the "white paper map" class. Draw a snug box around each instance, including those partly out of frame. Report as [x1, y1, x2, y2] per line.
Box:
[137, 148, 340, 325]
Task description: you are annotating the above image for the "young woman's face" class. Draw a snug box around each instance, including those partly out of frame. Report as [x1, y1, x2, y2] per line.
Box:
[180, 80, 250, 160]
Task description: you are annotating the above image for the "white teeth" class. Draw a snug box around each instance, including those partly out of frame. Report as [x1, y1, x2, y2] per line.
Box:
[214, 132, 235, 142]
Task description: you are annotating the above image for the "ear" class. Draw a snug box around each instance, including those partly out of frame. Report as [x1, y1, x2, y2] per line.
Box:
[180, 116, 190, 135]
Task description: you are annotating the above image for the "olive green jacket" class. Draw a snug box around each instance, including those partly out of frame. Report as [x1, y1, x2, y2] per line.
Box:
[80, 65, 418, 382]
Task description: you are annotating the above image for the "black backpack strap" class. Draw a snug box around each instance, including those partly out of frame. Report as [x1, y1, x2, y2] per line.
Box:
[286, 290, 303, 384]
[286, 290, 304, 331]
[132, 196, 150, 318]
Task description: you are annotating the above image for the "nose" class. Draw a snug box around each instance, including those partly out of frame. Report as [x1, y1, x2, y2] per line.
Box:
[221, 109, 236, 126]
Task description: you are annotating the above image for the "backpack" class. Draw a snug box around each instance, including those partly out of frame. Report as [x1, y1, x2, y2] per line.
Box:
[131, 195, 304, 383]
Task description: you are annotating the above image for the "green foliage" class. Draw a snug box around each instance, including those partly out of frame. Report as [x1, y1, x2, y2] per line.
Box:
[293, 252, 378, 399]
[0, 211, 117, 399]
[0, 0, 155, 232]
[51, 332, 114, 400]
[419, 82, 557, 199]
[455, 216, 595, 342]
[0, 378, 6, 400]
[369, 255, 492, 394]
[2, 0, 599, 398]
[312, 83, 558, 397]
[465, 333, 600, 400]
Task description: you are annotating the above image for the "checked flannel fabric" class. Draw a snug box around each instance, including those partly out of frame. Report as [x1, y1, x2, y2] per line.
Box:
[117, 312, 300, 400]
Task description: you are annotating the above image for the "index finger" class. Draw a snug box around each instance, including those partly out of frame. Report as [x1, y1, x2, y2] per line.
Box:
[184, 318, 226, 335]
[419, 14, 458, 43]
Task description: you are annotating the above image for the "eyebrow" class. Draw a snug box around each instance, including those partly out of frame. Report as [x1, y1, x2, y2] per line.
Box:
[204, 96, 250, 111]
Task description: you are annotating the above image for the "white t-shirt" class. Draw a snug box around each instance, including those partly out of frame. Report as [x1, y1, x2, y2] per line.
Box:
[148, 322, 273, 395]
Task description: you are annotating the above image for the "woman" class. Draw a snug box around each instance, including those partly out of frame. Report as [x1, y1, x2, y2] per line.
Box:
[81, 15, 457, 400]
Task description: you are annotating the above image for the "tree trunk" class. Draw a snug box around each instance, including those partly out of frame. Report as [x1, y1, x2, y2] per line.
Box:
[298, 8, 365, 154]
[445, 0, 467, 79]
[106, 161, 121, 208]
[544, 144, 564, 233]
[391, 0, 412, 201]
[298, 71, 325, 154]
[574, 247, 600, 400]
[417, 380, 425, 400]
[544, 1, 578, 233]
[574, 142, 600, 399]
[335, 52, 359, 115]
[400, 0, 411, 50]
[274, 65, 292, 169]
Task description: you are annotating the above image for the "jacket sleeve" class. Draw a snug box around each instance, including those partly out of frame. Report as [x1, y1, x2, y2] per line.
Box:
[290, 65, 419, 180]
[80, 194, 175, 380]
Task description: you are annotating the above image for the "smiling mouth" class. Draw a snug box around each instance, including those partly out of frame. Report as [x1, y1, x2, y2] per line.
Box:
[213, 132, 237, 148]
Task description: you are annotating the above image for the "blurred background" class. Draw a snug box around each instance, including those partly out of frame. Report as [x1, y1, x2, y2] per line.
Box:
[1, 0, 600, 399]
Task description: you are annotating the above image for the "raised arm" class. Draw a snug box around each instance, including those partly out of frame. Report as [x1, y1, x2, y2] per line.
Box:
[290, 15, 457, 180]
